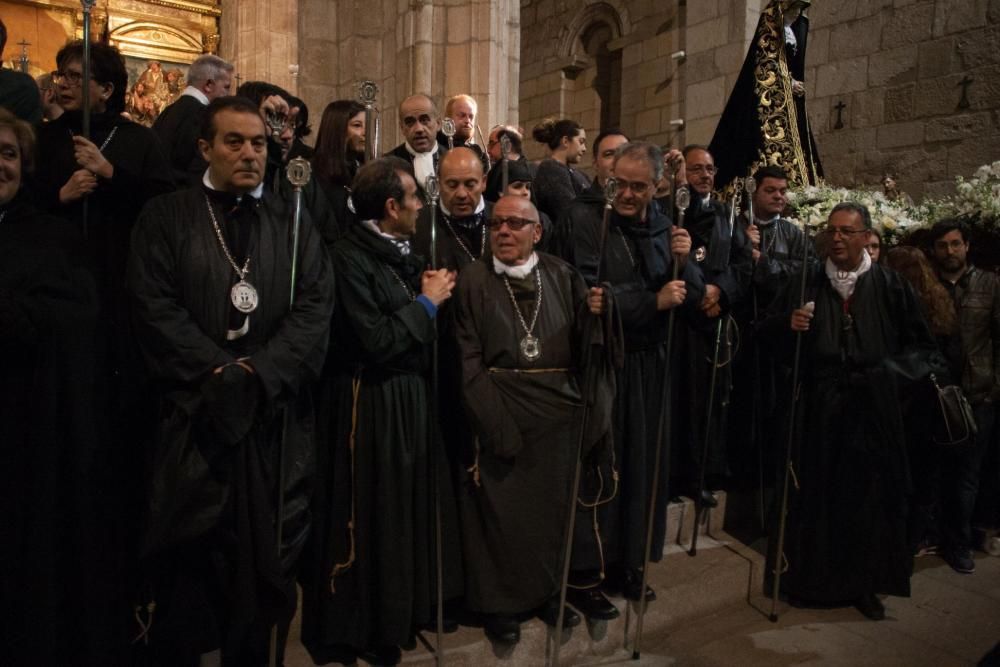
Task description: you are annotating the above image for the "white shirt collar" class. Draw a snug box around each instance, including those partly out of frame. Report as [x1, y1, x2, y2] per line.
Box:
[404, 141, 439, 157]
[493, 252, 538, 279]
[182, 86, 209, 106]
[202, 169, 264, 201]
[440, 196, 486, 219]
[825, 251, 872, 301]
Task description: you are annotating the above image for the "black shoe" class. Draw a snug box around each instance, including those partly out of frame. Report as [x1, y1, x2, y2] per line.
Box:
[699, 489, 718, 508]
[943, 548, 975, 574]
[566, 587, 620, 621]
[483, 614, 520, 644]
[622, 567, 656, 603]
[854, 594, 885, 621]
[537, 596, 582, 628]
[358, 644, 401, 666]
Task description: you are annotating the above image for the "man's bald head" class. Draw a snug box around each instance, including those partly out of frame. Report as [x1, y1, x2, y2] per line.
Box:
[493, 193, 539, 223]
[439, 147, 485, 217]
[398, 94, 440, 153]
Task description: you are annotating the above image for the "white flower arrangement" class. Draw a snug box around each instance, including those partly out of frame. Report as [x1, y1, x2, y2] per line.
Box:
[786, 160, 1000, 246]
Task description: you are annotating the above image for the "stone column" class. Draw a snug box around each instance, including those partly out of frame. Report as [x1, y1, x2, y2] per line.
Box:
[220, 0, 300, 95]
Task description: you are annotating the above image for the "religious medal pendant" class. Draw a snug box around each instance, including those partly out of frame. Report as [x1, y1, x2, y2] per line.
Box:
[694, 246, 707, 262]
[231, 279, 259, 314]
[520, 334, 542, 361]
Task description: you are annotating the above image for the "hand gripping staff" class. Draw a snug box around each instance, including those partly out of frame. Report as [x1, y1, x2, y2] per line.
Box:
[630, 185, 690, 661]
[549, 177, 618, 667]
[768, 219, 811, 622]
[268, 157, 311, 667]
[424, 174, 447, 666]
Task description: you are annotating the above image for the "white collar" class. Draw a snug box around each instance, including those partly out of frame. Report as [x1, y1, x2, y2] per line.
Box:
[440, 196, 486, 218]
[825, 251, 872, 301]
[202, 169, 264, 201]
[755, 213, 781, 226]
[404, 141, 439, 157]
[182, 86, 209, 106]
[493, 252, 538, 279]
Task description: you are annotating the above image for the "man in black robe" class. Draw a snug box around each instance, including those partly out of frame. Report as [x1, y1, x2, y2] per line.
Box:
[299, 156, 457, 666]
[551, 128, 629, 264]
[388, 93, 448, 192]
[765, 202, 939, 620]
[674, 145, 752, 506]
[127, 96, 334, 666]
[152, 54, 234, 187]
[569, 141, 704, 603]
[455, 194, 618, 643]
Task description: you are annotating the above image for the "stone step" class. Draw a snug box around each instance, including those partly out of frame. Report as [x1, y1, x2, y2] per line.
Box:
[285, 493, 757, 667]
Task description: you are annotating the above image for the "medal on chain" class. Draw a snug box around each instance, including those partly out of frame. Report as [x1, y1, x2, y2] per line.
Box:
[204, 194, 259, 314]
[502, 266, 544, 362]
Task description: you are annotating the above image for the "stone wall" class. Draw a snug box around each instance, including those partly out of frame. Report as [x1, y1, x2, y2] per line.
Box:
[806, 0, 1000, 198]
[519, 0, 999, 198]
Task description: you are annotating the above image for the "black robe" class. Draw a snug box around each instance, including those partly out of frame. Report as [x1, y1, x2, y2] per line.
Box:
[761, 263, 940, 602]
[299, 223, 461, 655]
[126, 186, 334, 664]
[0, 195, 114, 665]
[708, 1, 822, 188]
[534, 158, 591, 226]
[152, 93, 208, 188]
[454, 254, 618, 613]
[675, 197, 753, 487]
[570, 205, 705, 569]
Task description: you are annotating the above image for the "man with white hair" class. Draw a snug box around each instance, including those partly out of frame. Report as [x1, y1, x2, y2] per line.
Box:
[152, 53, 234, 186]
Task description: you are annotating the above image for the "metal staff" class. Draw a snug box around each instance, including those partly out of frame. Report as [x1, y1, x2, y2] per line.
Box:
[424, 175, 446, 666]
[359, 80, 380, 162]
[80, 0, 97, 240]
[689, 190, 741, 557]
[270, 157, 312, 667]
[769, 221, 811, 622]
[744, 176, 768, 531]
[442, 118, 456, 151]
[476, 123, 492, 173]
[500, 134, 512, 196]
[550, 177, 618, 667]
[631, 185, 690, 661]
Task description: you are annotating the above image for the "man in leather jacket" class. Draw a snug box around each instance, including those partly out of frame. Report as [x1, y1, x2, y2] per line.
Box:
[931, 219, 1000, 575]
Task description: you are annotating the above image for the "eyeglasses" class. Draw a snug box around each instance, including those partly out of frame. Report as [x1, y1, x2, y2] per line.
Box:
[821, 226, 868, 238]
[616, 180, 652, 195]
[687, 165, 717, 175]
[51, 70, 89, 86]
[487, 216, 535, 231]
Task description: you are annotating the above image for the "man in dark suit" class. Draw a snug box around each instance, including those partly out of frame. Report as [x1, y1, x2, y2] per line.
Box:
[152, 54, 233, 187]
[387, 93, 448, 191]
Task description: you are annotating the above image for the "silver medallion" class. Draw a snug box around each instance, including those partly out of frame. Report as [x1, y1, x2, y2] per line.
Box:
[520, 334, 542, 361]
[231, 280, 259, 314]
[694, 246, 707, 262]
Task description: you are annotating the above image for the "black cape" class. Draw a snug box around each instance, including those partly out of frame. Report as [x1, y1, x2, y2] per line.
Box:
[299, 222, 461, 655]
[454, 254, 619, 612]
[708, 2, 822, 188]
[534, 158, 591, 226]
[761, 262, 941, 602]
[126, 185, 334, 663]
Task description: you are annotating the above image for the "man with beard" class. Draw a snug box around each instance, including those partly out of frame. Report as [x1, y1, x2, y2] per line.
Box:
[454, 194, 618, 643]
[570, 141, 703, 604]
[930, 220, 1000, 575]
[440, 94, 489, 171]
[389, 94, 448, 191]
[127, 96, 334, 665]
[764, 202, 938, 620]
[551, 128, 628, 263]
[673, 145, 752, 506]
[299, 156, 458, 666]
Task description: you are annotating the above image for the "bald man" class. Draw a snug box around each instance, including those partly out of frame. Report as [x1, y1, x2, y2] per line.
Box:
[453, 194, 618, 642]
[440, 93, 489, 172]
[388, 93, 449, 189]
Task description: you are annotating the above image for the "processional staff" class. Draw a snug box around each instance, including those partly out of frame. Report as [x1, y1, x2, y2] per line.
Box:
[80, 0, 97, 240]
[359, 79, 380, 161]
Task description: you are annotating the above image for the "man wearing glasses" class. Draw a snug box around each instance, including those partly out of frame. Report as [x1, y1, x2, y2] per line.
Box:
[765, 202, 940, 621]
[454, 194, 616, 644]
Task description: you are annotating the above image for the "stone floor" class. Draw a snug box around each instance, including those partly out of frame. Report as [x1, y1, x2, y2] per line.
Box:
[283, 523, 1000, 666]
